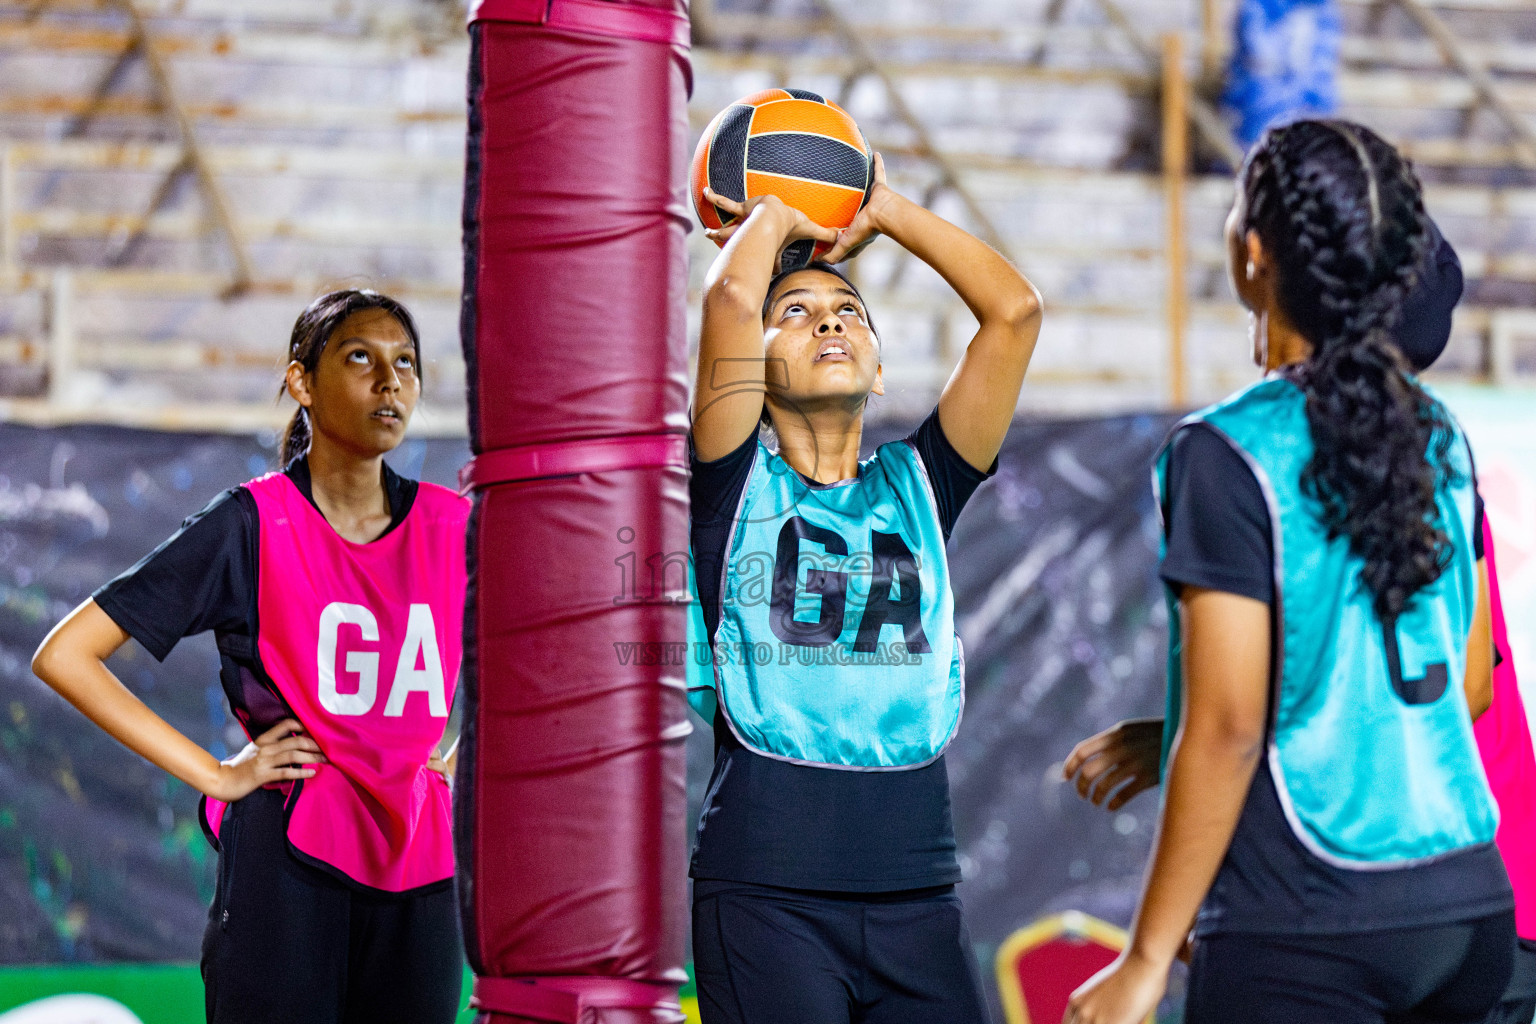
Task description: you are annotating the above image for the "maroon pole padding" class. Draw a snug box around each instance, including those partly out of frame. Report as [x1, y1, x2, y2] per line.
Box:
[457, 1, 692, 1022]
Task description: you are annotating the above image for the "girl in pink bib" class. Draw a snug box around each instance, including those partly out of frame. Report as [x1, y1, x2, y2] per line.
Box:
[32, 290, 469, 1024]
[1475, 519, 1536, 1024]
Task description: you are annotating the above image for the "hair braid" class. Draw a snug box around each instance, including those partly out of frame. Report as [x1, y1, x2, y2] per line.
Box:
[1241, 120, 1457, 622]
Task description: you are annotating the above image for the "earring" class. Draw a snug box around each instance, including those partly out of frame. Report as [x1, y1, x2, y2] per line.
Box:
[1246, 261, 1257, 280]
[1248, 308, 1271, 371]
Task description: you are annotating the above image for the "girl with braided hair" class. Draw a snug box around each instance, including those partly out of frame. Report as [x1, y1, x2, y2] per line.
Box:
[1063, 119, 1513, 1024]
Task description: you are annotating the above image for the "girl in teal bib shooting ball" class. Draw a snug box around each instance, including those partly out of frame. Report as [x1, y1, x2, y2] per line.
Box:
[686, 155, 1041, 1023]
[1064, 120, 1512, 1024]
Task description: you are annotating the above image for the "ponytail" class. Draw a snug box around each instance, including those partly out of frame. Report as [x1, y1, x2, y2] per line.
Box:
[279, 408, 311, 469]
[1241, 120, 1454, 622]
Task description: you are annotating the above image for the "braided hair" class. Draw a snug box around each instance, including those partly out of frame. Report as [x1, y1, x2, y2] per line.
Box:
[1240, 119, 1456, 622]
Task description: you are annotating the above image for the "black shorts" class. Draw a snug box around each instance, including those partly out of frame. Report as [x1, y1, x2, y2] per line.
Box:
[691, 879, 990, 1024]
[200, 787, 463, 1024]
[1185, 912, 1516, 1024]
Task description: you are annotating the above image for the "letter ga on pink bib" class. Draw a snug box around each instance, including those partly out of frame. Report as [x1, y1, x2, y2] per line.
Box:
[222, 473, 468, 893]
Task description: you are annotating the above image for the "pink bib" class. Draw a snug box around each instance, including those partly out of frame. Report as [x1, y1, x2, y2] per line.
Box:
[210, 473, 468, 893]
[1474, 519, 1536, 938]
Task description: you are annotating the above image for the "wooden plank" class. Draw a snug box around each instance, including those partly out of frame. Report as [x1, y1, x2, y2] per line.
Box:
[1342, 0, 1536, 10]
[703, 15, 1536, 77]
[0, 397, 470, 436]
[7, 139, 462, 178]
[0, 94, 466, 127]
[0, 334, 281, 369]
[8, 127, 1522, 188]
[0, 145, 15, 277]
[15, 188, 1536, 279]
[695, 49, 1153, 89]
[1385, 0, 1536, 167]
[8, 0, 438, 27]
[0, 22, 463, 64]
[15, 4, 1536, 79]
[815, 0, 1017, 263]
[1200, 0, 1224, 82]
[712, 48, 1536, 121]
[1162, 33, 1189, 407]
[46, 270, 74, 406]
[13, 52, 1536, 135]
[0, 266, 463, 299]
[17, 208, 460, 247]
[1395, 137, 1536, 168]
[1343, 35, 1536, 75]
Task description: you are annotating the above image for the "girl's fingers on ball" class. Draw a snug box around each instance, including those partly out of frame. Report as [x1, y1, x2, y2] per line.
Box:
[704, 187, 743, 215]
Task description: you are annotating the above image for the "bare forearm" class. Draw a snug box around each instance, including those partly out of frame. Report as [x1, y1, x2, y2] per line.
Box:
[895, 185, 1041, 467]
[693, 203, 794, 457]
[1127, 727, 1260, 965]
[38, 651, 223, 795]
[1066, 589, 1267, 1023]
[1465, 559, 1493, 721]
[875, 195, 1039, 326]
[702, 203, 796, 322]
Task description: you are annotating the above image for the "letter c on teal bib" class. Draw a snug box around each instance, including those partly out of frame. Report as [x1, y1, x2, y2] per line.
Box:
[1155, 377, 1497, 867]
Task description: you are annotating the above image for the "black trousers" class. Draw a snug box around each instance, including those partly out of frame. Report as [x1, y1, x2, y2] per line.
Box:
[200, 787, 463, 1024]
[1483, 937, 1536, 1024]
[1186, 912, 1516, 1024]
[691, 878, 991, 1024]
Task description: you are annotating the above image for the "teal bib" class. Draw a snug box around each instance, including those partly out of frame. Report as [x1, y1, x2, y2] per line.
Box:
[1155, 377, 1497, 867]
[685, 559, 717, 724]
[698, 439, 963, 770]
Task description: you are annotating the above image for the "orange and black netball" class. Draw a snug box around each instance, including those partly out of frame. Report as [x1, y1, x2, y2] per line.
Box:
[691, 88, 875, 269]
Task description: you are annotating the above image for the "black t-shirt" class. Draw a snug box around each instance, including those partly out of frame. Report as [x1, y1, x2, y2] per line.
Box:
[1160, 424, 1512, 935]
[689, 409, 994, 892]
[94, 459, 418, 734]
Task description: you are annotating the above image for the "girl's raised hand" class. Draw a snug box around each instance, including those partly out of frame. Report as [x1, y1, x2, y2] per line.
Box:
[211, 718, 327, 802]
[821, 152, 898, 265]
[702, 188, 838, 249]
[1062, 718, 1164, 810]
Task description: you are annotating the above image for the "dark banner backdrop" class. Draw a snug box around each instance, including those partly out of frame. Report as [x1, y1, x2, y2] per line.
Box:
[0, 413, 1179, 1003]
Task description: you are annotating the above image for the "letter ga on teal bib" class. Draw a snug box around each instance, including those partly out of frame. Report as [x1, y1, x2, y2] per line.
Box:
[701, 439, 964, 770]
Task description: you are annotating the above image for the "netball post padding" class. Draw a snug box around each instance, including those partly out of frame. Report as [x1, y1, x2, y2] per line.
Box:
[459, 2, 693, 1021]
